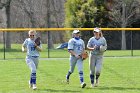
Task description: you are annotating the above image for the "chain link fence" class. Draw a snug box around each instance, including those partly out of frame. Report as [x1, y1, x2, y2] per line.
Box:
[0, 28, 140, 59]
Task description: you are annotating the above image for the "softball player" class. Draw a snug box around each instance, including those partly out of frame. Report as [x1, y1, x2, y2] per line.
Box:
[22, 30, 42, 90]
[87, 27, 107, 88]
[66, 30, 86, 88]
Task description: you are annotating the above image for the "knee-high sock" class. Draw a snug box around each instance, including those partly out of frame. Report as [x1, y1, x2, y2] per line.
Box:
[96, 74, 100, 80]
[90, 74, 94, 84]
[66, 71, 71, 80]
[30, 73, 36, 84]
[79, 71, 84, 83]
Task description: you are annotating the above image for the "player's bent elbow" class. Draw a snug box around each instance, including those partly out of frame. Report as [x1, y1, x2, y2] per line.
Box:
[39, 49, 42, 52]
[38, 48, 42, 52]
[86, 47, 93, 51]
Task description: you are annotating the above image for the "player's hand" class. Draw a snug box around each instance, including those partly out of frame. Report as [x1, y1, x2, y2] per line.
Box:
[90, 45, 97, 51]
[35, 37, 41, 46]
[22, 47, 26, 52]
[34, 42, 38, 48]
[92, 45, 100, 50]
[22, 48, 24, 52]
[34, 42, 42, 51]
[75, 54, 81, 59]
[95, 45, 100, 50]
[81, 51, 88, 60]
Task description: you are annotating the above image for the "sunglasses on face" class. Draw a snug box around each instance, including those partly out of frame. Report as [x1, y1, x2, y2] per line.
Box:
[30, 35, 35, 37]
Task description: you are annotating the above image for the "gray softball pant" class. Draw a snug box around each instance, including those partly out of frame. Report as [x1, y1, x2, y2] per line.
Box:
[25, 56, 39, 73]
[89, 53, 103, 75]
[69, 55, 83, 73]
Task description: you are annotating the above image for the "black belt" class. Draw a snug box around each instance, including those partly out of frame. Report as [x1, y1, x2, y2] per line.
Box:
[31, 56, 39, 58]
[28, 55, 39, 58]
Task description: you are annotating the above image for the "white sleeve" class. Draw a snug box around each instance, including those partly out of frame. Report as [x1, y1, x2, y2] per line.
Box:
[82, 40, 85, 49]
[103, 38, 107, 50]
[68, 39, 74, 50]
[87, 38, 93, 48]
[23, 39, 28, 47]
[103, 37, 107, 47]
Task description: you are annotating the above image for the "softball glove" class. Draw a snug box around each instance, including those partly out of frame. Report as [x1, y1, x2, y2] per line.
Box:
[81, 51, 88, 60]
[100, 45, 107, 52]
[35, 37, 41, 46]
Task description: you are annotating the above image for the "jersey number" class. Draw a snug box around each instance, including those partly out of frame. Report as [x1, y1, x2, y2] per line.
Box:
[78, 46, 82, 50]
[31, 47, 35, 51]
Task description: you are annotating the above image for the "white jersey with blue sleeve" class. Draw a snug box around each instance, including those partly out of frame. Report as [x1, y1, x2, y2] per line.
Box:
[68, 38, 85, 55]
[87, 37, 107, 55]
[23, 38, 42, 57]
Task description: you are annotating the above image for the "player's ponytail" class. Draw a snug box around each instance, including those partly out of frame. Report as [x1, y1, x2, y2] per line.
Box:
[99, 31, 103, 37]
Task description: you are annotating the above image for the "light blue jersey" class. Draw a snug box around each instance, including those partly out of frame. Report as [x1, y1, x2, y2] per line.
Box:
[23, 38, 42, 57]
[66, 37, 86, 86]
[87, 37, 107, 55]
[68, 38, 85, 55]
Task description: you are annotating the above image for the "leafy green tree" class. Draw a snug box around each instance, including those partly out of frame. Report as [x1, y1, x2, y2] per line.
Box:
[65, 0, 109, 46]
[65, 0, 95, 28]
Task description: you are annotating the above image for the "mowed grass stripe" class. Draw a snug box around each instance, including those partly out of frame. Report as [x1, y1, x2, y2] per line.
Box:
[0, 57, 140, 93]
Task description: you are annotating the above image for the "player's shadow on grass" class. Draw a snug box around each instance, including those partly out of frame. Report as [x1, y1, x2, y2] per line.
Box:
[95, 86, 140, 91]
[38, 89, 81, 93]
[0, 49, 21, 52]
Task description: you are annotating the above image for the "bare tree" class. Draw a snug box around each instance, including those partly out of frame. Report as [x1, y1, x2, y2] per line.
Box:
[108, 0, 140, 50]
[0, 0, 67, 45]
[19, 0, 39, 27]
[0, 0, 11, 49]
[51, 0, 65, 43]
[46, 0, 54, 49]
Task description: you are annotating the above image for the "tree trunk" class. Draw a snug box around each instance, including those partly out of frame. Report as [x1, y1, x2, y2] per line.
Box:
[121, 31, 126, 50]
[6, 0, 11, 49]
[47, 0, 54, 49]
[121, 3, 126, 50]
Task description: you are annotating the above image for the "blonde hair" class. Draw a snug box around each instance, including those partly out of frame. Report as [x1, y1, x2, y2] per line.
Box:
[99, 31, 103, 37]
[28, 30, 37, 35]
[28, 30, 36, 34]
[93, 27, 103, 37]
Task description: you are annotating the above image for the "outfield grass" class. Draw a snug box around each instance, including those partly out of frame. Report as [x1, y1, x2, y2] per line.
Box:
[0, 57, 139, 93]
[0, 44, 140, 59]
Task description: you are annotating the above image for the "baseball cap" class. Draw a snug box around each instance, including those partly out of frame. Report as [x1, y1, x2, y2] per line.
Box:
[93, 27, 101, 32]
[73, 30, 80, 34]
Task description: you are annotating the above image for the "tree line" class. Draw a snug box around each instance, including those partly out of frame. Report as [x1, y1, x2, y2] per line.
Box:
[0, 0, 140, 50]
[65, 0, 140, 50]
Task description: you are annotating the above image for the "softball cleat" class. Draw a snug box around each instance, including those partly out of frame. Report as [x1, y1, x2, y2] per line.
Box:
[95, 80, 99, 87]
[66, 79, 69, 84]
[91, 84, 94, 88]
[32, 84, 37, 90]
[29, 81, 33, 88]
[81, 82, 86, 88]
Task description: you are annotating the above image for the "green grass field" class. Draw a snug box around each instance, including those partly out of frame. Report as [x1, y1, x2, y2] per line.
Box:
[0, 57, 140, 93]
[0, 44, 140, 93]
